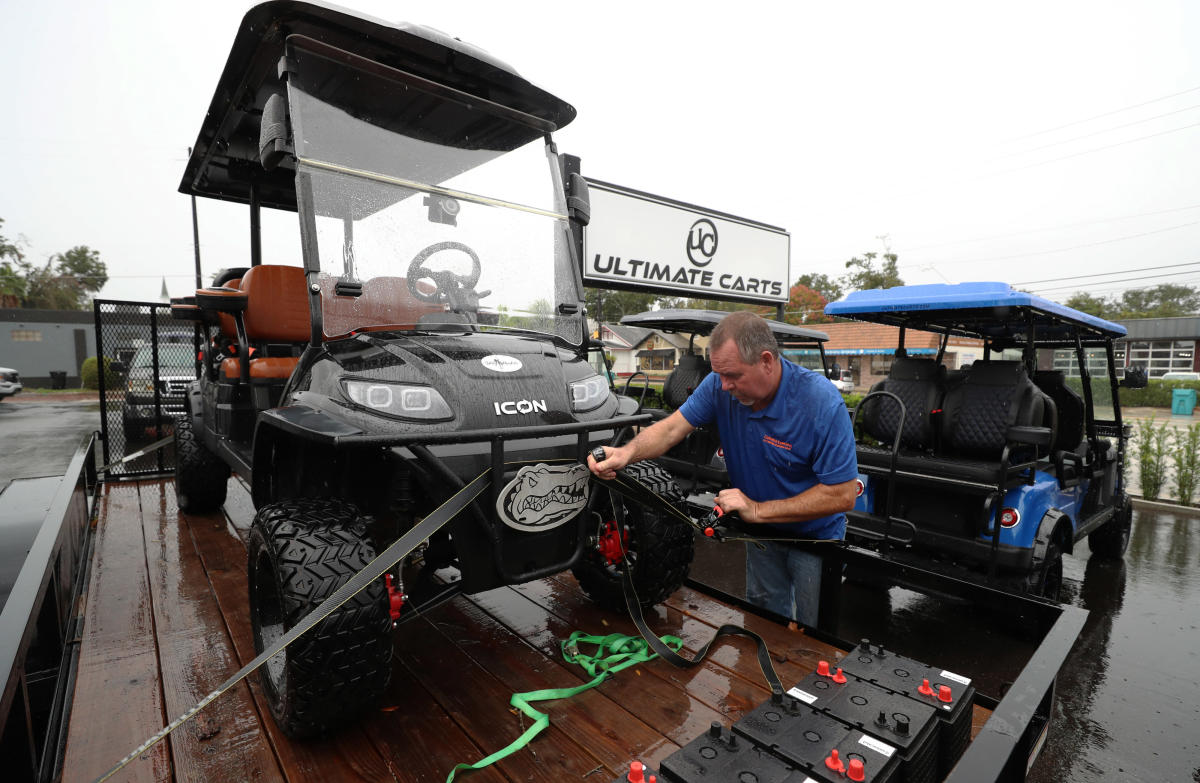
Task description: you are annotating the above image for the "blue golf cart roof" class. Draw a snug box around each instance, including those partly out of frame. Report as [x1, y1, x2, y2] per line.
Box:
[825, 282, 1126, 342]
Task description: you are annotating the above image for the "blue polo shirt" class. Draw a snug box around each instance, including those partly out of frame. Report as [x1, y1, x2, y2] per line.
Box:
[678, 359, 858, 539]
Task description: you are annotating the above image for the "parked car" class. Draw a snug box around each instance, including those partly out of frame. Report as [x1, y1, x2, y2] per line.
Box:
[0, 367, 22, 400]
[1159, 371, 1200, 381]
[829, 369, 854, 392]
[121, 344, 196, 439]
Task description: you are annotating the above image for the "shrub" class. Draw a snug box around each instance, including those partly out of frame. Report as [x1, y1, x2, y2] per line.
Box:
[1135, 417, 1172, 500]
[80, 356, 120, 390]
[1172, 422, 1200, 506]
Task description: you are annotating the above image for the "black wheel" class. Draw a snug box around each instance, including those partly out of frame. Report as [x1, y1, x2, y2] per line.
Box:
[174, 414, 229, 512]
[572, 461, 694, 610]
[1026, 538, 1063, 601]
[1088, 496, 1133, 559]
[249, 498, 392, 739]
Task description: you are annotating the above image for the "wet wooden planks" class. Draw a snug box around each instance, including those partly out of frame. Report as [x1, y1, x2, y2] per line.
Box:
[62, 477, 990, 782]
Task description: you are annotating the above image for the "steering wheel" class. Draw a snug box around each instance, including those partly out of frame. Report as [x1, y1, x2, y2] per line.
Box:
[407, 241, 483, 306]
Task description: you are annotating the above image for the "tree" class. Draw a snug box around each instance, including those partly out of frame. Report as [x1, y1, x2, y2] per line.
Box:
[842, 251, 903, 293]
[0, 218, 26, 307]
[795, 272, 843, 305]
[585, 288, 662, 324]
[1063, 291, 1111, 319]
[784, 282, 830, 325]
[0, 224, 108, 310]
[1064, 284, 1200, 320]
[1115, 284, 1200, 319]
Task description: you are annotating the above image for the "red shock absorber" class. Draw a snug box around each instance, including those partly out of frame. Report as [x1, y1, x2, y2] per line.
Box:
[384, 574, 406, 622]
[597, 519, 629, 565]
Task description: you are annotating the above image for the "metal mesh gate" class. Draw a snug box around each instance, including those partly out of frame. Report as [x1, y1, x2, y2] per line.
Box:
[94, 299, 201, 477]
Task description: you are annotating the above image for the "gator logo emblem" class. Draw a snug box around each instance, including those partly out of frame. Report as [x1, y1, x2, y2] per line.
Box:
[496, 463, 590, 532]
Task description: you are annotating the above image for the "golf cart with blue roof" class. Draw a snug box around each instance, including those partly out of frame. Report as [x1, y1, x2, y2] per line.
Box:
[825, 282, 1141, 599]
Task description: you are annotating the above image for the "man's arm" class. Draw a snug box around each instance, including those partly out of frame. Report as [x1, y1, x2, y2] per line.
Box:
[715, 480, 857, 526]
[587, 410, 695, 480]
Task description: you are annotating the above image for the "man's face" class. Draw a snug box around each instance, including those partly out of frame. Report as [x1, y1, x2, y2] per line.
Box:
[710, 340, 778, 411]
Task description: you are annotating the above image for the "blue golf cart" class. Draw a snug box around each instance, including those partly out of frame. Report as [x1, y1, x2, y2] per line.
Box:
[826, 282, 1141, 599]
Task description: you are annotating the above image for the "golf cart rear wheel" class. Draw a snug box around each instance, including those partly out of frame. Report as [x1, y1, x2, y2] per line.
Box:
[1088, 497, 1132, 559]
[174, 415, 229, 512]
[572, 461, 694, 611]
[249, 498, 392, 739]
[1026, 539, 1063, 601]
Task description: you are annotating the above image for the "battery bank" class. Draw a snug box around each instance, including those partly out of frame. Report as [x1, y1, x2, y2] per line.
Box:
[658, 722, 814, 783]
[733, 695, 901, 783]
[836, 641, 976, 776]
[788, 668, 940, 783]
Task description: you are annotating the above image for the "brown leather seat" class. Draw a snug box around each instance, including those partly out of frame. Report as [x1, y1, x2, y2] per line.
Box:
[221, 356, 298, 381]
[240, 266, 310, 342]
[217, 278, 242, 337]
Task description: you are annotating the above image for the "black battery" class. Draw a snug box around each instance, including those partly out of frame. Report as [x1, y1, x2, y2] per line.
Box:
[733, 694, 901, 783]
[788, 668, 940, 783]
[836, 641, 976, 776]
[658, 722, 813, 783]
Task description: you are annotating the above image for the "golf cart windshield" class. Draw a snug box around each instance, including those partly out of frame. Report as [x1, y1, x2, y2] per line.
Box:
[286, 37, 582, 344]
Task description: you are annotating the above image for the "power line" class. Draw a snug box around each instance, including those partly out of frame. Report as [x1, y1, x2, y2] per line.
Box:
[912, 220, 1200, 267]
[998, 85, 1200, 144]
[984, 121, 1200, 178]
[903, 203, 1200, 254]
[993, 103, 1200, 160]
[1028, 269, 1200, 295]
[1015, 261, 1200, 286]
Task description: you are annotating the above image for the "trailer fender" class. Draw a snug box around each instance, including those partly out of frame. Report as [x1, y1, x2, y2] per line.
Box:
[1033, 508, 1073, 563]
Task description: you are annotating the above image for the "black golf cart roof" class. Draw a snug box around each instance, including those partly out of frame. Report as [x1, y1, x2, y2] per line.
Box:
[825, 282, 1127, 344]
[179, 0, 576, 211]
[620, 309, 829, 344]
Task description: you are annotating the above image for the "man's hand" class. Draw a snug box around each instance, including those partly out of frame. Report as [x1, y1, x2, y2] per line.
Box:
[587, 445, 631, 480]
[715, 487, 761, 522]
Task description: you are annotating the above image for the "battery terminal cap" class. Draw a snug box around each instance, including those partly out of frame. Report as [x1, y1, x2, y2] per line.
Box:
[848, 758, 866, 781]
[918, 678, 934, 696]
[824, 749, 845, 774]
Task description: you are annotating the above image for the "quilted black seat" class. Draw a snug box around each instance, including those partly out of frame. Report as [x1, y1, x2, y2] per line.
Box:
[861, 357, 945, 449]
[663, 353, 712, 408]
[942, 361, 1040, 457]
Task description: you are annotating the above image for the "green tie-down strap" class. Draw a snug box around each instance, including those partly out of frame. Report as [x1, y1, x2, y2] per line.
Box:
[445, 631, 682, 783]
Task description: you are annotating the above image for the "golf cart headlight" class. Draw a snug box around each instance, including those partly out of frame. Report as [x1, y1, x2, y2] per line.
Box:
[569, 375, 609, 412]
[342, 380, 453, 420]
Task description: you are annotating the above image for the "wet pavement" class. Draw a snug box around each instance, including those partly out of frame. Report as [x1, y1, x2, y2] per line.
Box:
[0, 397, 101, 489]
[690, 507, 1200, 781]
[0, 397, 101, 609]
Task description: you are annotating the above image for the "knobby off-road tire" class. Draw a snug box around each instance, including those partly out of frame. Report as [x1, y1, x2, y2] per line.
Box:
[174, 415, 229, 512]
[1088, 496, 1133, 559]
[249, 498, 392, 739]
[573, 461, 694, 611]
[1026, 538, 1063, 601]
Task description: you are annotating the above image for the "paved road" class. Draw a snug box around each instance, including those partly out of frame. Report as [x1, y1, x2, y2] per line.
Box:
[0, 397, 101, 489]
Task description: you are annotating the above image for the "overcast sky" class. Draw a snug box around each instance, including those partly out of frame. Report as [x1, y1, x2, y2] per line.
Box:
[2, 0, 1198, 305]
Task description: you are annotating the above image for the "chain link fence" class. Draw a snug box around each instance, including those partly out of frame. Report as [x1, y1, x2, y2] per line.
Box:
[94, 299, 200, 477]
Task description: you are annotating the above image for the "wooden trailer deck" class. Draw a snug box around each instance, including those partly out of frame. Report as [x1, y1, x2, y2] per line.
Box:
[60, 478, 990, 783]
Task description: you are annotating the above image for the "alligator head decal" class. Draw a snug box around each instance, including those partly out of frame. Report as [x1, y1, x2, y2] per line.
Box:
[496, 463, 590, 532]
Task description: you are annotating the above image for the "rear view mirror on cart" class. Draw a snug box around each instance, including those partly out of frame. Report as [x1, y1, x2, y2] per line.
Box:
[259, 90, 291, 171]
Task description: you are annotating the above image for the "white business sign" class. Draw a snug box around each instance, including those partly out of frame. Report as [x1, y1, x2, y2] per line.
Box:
[582, 179, 790, 304]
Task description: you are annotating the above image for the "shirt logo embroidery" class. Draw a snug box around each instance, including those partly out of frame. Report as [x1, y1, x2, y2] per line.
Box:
[763, 435, 792, 451]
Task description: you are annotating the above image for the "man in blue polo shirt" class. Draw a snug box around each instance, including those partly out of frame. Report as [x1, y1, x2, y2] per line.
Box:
[588, 310, 858, 627]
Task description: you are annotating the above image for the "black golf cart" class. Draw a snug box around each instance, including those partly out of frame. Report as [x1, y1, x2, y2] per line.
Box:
[168, 1, 692, 738]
